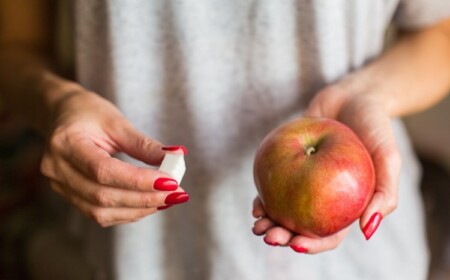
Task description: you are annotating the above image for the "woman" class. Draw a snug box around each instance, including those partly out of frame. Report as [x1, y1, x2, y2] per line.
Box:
[1, 0, 450, 279]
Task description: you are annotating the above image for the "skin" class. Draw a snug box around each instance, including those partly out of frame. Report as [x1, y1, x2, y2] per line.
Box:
[1, 1, 450, 251]
[253, 18, 450, 253]
[0, 0, 187, 227]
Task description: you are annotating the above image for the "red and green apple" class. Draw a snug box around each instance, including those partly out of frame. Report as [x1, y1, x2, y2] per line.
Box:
[253, 117, 376, 238]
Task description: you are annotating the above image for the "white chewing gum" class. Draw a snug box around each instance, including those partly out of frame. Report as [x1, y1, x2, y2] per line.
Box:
[158, 153, 186, 184]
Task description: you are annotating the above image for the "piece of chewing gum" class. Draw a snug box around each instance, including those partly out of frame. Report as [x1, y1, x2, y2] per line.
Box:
[158, 151, 186, 184]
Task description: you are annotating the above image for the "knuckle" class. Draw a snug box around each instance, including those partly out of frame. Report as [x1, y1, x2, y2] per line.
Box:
[93, 190, 113, 207]
[47, 128, 70, 155]
[126, 169, 145, 190]
[386, 196, 398, 213]
[48, 131, 63, 151]
[90, 161, 110, 185]
[137, 137, 154, 151]
[89, 208, 109, 226]
[131, 216, 144, 223]
[40, 146, 64, 180]
[40, 157, 53, 178]
[326, 240, 339, 252]
[331, 242, 339, 250]
[139, 195, 155, 208]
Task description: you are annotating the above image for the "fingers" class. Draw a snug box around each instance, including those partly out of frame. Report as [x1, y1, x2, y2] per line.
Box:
[252, 197, 294, 246]
[49, 171, 189, 227]
[252, 196, 266, 218]
[344, 108, 402, 240]
[46, 118, 180, 192]
[252, 197, 292, 246]
[67, 163, 185, 208]
[289, 227, 350, 254]
[252, 216, 350, 253]
[303, 85, 349, 119]
[263, 227, 294, 247]
[252, 217, 275, 235]
[252, 196, 350, 254]
[253, 217, 294, 246]
[52, 159, 188, 204]
[59, 137, 172, 192]
[42, 152, 189, 227]
[50, 181, 158, 227]
[40, 93, 189, 227]
[360, 142, 401, 240]
[111, 121, 167, 165]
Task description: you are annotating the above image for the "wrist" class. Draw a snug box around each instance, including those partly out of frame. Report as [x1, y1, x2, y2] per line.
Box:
[306, 69, 391, 121]
[44, 74, 85, 110]
[31, 72, 86, 136]
[332, 69, 392, 117]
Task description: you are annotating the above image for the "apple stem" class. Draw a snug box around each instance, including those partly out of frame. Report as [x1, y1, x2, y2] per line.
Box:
[305, 146, 316, 156]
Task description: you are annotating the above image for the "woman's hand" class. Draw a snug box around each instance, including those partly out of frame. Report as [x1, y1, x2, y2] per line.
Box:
[252, 81, 401, 254]
[40, 88, 189, 227]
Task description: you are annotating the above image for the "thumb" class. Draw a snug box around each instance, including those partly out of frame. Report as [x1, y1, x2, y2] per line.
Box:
[111, 121, 166, 166]
[359, 145, 402, 241]
[304, 86, 349, 119]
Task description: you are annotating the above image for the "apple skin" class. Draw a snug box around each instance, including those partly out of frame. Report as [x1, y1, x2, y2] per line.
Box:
[253, 117, 376, 238]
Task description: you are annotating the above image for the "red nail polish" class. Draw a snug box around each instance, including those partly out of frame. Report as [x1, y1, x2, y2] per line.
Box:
[164, 192, 189, 205]
[153, 178, 178, 191]
[263, 236, 279, 246]
[363, 212, 383, 240]
[157, 205, 173, 210]
[290, 244, 308, 253]
[161, 146, 188, 155]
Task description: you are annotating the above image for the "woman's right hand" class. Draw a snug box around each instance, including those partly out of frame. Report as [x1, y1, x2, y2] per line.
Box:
[40, 88, 189, 227]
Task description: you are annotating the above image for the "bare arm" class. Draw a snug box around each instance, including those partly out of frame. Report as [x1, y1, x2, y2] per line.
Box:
[366, 20, 450, 116]
[254, 17, 450, 254]
[0, 0, 80, 135]
[0, 0, 189, 227]
[310, 18, 450, 119]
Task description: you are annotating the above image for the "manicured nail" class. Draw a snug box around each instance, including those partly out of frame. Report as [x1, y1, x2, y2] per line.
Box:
[363, 212, 383, 240]
[263, 236, 279, 247]
[164, 192, 189, 205]
[157, 205, 173, 210]
[153, 178, 178, 191]
[161, 146, 188, 155]
[290, 244, 308, 253]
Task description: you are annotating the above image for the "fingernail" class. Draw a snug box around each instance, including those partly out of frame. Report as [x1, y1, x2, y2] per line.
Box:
[164, 192, 189, 205]
[263, 236, 279, 247]
[363, 212, 383, 240]
[290, 244, 308, 253]
[252, 227, 263, 236]
[161, 145, 188, 155]
[153, 178, 178, 191]
[157, 205, 173, 210]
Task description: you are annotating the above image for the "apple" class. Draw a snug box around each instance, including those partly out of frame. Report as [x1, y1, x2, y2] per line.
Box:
[253, 117, 375, 238]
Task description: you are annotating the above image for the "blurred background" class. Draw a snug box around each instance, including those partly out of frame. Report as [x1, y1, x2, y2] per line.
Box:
[1, 1, 450, 280]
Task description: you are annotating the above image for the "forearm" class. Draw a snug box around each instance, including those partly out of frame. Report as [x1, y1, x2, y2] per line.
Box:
[339, 19, 450, 117]
[0, 47, 80, 136]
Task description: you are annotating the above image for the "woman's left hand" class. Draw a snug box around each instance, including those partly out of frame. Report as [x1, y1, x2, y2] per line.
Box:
[252, 81, 402, 254]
